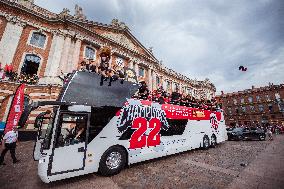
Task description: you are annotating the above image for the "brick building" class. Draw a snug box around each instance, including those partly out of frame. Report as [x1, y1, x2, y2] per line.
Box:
[217, 83, 284, 127]
[0, 0, 216, 129]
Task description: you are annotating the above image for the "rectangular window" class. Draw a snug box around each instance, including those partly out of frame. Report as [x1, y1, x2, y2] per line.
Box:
[248, 96, 253, 103]
[167, 81, 171, 91]
[268, 104, 273, 112]
[266, 95, 270, 101]
[139, 67, 145, 77]
[156, 76, 160, 86]
[30, 32, 46, 48]
[250, 105, 255, 112]
[85, 47, 96, 60]
[241, 106, 246, 113]
[233, 99, 237, 105]
[258, 104, 264, 112]
[241, 98, 245, 104]
[256, 96, 260, 102]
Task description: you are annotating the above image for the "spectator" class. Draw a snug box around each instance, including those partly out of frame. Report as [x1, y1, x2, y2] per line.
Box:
[0, 126, 20, 165]
[98, 47, 112, 85]
[171, 88, 182, 105]
[80, 61, 87, 71]
[267, 127, 273, 140]
[110, 64, 125, 85]
[138, 81, 149, 100]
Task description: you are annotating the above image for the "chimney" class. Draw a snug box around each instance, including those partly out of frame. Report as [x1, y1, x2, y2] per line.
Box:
[252, 85, 255, 89]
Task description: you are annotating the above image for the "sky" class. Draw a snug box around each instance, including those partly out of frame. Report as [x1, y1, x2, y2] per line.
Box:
[35, 0, 284, 94]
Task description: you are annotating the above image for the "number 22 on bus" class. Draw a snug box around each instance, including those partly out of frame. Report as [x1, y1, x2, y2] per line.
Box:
[129, 117, 161, 149]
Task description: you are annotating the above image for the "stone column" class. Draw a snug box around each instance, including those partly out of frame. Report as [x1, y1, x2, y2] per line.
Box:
[0, 22, 23, 67]
[39, 34, 65, 85]
[58, 37, 72, 74]
[134, 63, 139, 77]
[152, 71, 157, 90]
[128, 61, 133, 69]
[44, 34, 65, 77]
[70, 39, 81, 72]
[148, 68, 153, 91]
[171, 81, 175, 93]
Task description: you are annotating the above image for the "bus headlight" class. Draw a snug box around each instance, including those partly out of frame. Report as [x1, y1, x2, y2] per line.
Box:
[39, 159, 45, 164]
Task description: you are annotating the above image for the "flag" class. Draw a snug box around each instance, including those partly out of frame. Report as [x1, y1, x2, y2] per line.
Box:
[4, 84, 25, 134]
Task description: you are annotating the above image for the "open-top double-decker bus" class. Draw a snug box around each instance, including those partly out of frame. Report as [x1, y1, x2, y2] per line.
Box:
[19, 71, 226, 183]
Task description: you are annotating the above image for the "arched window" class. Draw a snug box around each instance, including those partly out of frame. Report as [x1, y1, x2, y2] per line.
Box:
[85, 47, 96, 60]
[30, 32, 46, 48]
[21, 54, 41, 76]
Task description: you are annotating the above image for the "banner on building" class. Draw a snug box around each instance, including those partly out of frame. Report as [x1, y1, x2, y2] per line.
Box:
[4, 84, 25, 134]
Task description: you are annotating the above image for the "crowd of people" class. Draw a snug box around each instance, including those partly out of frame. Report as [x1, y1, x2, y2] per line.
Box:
[77, 46, 125, 86]
[133, 81, 221, 111]
[0, 64, 39, 84]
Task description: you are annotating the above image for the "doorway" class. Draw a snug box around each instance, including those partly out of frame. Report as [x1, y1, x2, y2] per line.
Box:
[21, 54, 41, 76]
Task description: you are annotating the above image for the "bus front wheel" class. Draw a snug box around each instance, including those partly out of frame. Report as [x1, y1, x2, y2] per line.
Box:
[99, 146, 127, 176]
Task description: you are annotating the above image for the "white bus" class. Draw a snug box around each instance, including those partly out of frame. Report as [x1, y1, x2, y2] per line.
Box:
[20, 71, 226, 183]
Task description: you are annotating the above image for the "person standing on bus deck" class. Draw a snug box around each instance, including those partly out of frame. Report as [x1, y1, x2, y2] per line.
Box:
[98, 47, 111, 85]
[171, 88, 182, 105]
[0, 126, 20, 165]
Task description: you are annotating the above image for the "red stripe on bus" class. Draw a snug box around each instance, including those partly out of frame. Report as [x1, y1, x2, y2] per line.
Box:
[161, 104, 213, 120]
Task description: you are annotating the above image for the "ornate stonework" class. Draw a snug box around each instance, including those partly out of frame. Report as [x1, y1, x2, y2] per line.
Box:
[101, 32, 138, 52]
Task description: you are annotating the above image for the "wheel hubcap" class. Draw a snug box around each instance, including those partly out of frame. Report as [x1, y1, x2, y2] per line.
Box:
[106, 152, 122, 170]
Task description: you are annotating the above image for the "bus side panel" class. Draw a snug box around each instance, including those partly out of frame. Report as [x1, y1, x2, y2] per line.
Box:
[83, 117, 128, 173]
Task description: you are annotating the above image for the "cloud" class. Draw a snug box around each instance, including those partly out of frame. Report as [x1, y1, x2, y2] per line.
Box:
[35, 0, 284, 94]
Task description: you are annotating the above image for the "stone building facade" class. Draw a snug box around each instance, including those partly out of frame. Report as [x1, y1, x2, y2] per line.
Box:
[217, 83, 284, 127]
[0, 0, 216, 129]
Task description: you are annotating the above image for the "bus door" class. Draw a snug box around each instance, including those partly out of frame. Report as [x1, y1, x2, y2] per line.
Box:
[49, 112, 90, 175]
[33, 112, 51, 161]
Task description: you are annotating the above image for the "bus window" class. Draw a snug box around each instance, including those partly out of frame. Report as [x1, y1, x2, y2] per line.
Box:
[160, 119, 188, 136]
[55, 113, 88, 148]
[88, 107, 120, 143]
[119, 119, 188, 140]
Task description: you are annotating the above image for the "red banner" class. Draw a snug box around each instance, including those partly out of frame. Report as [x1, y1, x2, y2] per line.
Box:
[161, 104, 222, 121]
[4, 84, 25, 134]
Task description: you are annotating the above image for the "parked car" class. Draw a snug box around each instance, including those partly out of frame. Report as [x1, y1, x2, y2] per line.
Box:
[227, 127, 266, 141]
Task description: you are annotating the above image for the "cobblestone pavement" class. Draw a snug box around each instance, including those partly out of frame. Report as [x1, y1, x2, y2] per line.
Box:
[0, 135, 283, 189]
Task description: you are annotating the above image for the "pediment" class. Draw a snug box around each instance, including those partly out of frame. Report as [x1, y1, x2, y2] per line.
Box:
[101, 32, 138, 52]
[95, 28, 156, 61]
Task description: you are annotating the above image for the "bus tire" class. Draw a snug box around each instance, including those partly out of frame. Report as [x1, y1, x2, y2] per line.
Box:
[99, 146, 127, 176]
[202, 135, 210, 150]
[211, 134, 217, 148]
